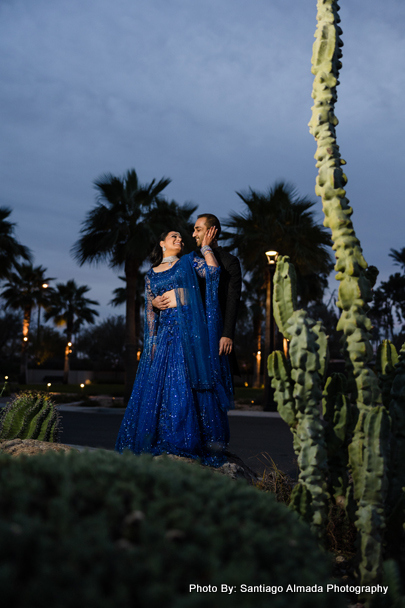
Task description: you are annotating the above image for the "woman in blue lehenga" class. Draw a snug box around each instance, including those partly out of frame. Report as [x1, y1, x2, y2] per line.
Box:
[115, 228, 233, 466]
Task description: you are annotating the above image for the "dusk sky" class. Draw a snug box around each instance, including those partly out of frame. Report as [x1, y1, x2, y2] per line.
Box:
[1, 0, 404, 320]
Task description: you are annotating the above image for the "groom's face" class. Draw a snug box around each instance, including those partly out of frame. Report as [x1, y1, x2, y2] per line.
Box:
[192, 217, 208, 248]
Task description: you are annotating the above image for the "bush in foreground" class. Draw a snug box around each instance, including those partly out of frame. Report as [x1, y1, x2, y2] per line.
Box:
[0, 449, 345, 608]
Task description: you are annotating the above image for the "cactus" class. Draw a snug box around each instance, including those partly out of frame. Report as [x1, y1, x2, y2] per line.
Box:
[308, 0, 380, 409]
[351, 406, 390, 583]
[268, 256, 329, 536]
[308, 0, 390, 585]
[266, 0, 405, 588]
[376, 340, 399, 409]
[269, 251, 394, 583]
[322, 373, 350, 502]
[267, 351, 298, 448]
[273, 254, 298, 341]
[0, 391, 61, 443]
[386, 343, 405, 512]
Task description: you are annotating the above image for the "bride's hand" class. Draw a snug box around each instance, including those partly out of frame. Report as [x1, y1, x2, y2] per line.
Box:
[201, 226, 217, 248]
[152, 295, 171, 310]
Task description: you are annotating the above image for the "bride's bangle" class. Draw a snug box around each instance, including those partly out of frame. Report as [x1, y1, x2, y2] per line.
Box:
[201, 245, 213, 256]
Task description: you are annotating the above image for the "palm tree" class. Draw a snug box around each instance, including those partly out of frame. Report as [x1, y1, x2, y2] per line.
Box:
[44, 280, 99, 384]
[71, 168, 196, 402]
[0, 207, 32, 279]
[240, 274, 265, 388]
[224, 182, 333, 300]
[109, 273, 146, 356]
[389, 247, 405, 272]
[224, 181, 333, 404]
[1, 263, 55, 383]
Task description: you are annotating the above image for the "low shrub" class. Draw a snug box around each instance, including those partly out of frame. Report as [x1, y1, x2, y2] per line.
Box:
[0, 449, 345, 608]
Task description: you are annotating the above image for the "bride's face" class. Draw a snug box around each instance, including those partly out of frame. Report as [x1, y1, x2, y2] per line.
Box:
[161, 231, 183, 255]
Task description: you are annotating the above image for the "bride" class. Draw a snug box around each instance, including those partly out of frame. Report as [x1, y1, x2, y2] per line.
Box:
[115, 227, 233, 466]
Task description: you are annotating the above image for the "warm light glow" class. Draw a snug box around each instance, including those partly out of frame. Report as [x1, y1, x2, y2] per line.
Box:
[265, 250, 279, 265]
[67, 342, 72, 347]
[244, 382, 248, 387]
[47, 383, 51, 387]
[80, 383, 85, 388]
[4, 376, 8, 380]
[23, 337, 28, 342]
[137, 350, 141, 361]
[42, 283, 49, 289]
[257, 350, 261, 355]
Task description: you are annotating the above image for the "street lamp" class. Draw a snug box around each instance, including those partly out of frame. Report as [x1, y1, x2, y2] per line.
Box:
[37, 282, 49, 343]
[264, 250, 278, 410]
[265, 251, 279, 266]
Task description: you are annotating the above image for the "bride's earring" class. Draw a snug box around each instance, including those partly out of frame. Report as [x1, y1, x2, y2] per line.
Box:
[162, 246, 166, 253]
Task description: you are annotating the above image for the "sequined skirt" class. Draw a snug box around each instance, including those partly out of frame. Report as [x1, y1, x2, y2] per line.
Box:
[115, 307, 230, 466]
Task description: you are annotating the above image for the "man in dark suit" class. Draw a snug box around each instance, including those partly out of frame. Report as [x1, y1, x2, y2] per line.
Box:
[192, 214, 241, 363]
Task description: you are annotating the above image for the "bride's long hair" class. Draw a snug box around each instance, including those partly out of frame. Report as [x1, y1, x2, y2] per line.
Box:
[150, 230, 178, 267]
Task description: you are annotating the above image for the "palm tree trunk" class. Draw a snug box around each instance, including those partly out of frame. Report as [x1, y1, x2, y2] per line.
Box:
[124, 259, 138, 404]
[19, 305, 31, 384]
[135, 292, 141, 355]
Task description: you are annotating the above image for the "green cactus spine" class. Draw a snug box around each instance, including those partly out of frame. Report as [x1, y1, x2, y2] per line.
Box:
[0, 391, 61, 443]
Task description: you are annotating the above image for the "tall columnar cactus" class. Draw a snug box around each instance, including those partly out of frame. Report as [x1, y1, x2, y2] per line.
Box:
[308, 0, 389, 585]
[0, 391, 61, 443]
[268, 256, 329, 536]
[308, 0, 380, 407]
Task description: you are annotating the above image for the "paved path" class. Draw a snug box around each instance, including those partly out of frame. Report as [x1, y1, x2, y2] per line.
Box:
[0, 398, 297, 478]
[57, 408, 297, 478]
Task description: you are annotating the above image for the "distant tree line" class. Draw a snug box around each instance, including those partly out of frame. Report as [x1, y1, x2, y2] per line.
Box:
[1, 167, 403, 395]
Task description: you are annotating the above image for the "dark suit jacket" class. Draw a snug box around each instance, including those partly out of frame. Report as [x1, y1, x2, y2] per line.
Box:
[198, 246, 242, 376]
[212, 246, 242, 342]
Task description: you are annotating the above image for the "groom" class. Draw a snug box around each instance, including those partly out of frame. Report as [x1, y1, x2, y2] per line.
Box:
[192, 213, 241, 363]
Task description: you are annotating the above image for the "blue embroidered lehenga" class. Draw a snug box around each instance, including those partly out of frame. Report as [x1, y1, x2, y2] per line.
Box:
[115, 252, 233, 466]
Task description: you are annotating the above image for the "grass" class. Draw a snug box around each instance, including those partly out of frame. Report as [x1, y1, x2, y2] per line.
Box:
[13, 383, 125, 397]
[253, 453, 295, 503]
[253, 452, 358, 584]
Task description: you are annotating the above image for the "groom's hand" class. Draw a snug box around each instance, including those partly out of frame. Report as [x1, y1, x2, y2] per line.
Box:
[219, 337, 233, 356]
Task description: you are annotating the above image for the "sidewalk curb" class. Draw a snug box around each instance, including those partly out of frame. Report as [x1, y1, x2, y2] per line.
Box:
[55, 405, 281, 418]
[1, 400, 281, 418]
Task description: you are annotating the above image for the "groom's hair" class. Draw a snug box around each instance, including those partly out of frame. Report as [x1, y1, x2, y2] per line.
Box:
[197, 213, 221, 238]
